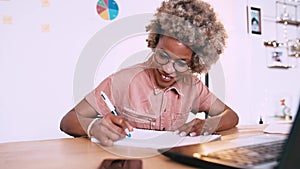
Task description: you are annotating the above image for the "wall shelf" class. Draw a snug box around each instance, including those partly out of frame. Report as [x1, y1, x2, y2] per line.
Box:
[263, 0, 299, 69]
[276, 19, 300, 26]
[268, 65, 292, 69]
[289, 53, 300, 57]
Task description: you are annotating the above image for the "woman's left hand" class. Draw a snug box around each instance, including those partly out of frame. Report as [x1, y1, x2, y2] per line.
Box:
[175, 118, 220, 136]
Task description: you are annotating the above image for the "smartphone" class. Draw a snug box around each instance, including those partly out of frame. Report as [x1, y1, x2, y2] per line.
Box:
[98, 159, 143, 169]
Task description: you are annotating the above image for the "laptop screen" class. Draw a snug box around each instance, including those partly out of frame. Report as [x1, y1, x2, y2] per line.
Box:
[276, 100, 300, 169]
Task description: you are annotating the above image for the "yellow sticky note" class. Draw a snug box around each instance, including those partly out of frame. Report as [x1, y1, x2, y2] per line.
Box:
[2, 16, 13, 24]
[41, 24, 50, 32]
[40, 0, 50, 7]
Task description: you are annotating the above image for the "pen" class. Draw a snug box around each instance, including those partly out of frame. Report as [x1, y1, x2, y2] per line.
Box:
[100, 91, 131, 138]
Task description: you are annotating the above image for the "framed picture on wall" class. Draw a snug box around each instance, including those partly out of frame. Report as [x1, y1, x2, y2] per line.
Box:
[267, 49, 291, 69]
[247, 6, 262, 35]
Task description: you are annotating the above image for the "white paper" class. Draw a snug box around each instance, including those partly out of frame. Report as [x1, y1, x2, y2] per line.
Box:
[263, 122, 293, 134]
[91, 128, 221, 149]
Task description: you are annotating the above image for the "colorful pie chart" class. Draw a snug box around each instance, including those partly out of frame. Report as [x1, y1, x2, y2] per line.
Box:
[97, 0, 119, 20]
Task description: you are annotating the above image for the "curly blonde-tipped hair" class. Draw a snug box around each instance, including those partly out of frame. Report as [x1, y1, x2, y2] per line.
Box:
[146, 0, 227, 73]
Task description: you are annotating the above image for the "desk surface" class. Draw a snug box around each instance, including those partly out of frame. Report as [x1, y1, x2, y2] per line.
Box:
[0, 125, 269, 169]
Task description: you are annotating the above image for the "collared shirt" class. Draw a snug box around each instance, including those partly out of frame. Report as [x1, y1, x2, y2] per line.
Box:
[86, 60, 216, 131]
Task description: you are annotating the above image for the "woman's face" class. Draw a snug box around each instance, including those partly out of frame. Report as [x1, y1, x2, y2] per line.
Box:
[152, 36, 193, 89]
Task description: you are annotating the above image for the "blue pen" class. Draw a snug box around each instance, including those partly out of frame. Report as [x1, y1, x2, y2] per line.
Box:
[100, 91, 131, 138]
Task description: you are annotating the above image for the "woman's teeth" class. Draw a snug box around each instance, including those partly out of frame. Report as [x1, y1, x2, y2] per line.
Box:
[162, 74, 171, 81]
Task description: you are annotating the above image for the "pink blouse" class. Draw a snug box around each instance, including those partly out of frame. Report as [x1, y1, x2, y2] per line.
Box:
[86, 61, 215, 131]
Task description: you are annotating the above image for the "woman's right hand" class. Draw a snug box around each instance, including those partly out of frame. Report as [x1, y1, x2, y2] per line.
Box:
[90, 113, 133, 146]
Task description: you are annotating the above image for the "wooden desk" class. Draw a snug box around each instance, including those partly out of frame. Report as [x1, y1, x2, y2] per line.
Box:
[0, 125, 269, 169]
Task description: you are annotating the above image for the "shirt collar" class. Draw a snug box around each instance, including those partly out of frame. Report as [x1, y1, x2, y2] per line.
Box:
[145, 68, 184, 96]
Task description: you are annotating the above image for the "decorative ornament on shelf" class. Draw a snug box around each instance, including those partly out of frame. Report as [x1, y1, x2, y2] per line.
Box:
[288, 39, 300, 57]
[280, 99, 292, 120]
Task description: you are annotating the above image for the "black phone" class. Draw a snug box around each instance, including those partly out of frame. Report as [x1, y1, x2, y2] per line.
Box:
[98, 159, 143, 169]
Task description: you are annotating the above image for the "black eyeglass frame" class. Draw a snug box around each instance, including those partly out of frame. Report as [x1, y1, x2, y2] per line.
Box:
[153, 48, 192, 73]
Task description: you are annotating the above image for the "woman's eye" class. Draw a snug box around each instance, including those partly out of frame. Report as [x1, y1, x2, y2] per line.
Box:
[159, 53, 169, 60]
[176, 60, 188, 67]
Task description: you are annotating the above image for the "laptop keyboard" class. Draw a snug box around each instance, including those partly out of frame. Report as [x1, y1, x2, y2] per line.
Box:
[203, 140, 285, 166]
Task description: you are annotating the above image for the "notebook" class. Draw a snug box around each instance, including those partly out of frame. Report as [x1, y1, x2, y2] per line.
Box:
[158, 100, 300, 169]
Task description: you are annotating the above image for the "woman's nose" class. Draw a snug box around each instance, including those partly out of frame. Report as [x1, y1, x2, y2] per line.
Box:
[162, 61, 176, 74]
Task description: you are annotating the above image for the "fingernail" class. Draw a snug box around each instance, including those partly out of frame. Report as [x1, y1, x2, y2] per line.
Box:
[174, 130, 179, 134]
[180, 132, 187, 137]
[125, 128, 131, 138]
[189, 132, 196, 137]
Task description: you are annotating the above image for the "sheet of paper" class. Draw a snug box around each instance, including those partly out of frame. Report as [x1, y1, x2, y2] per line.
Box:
[92, 128, 221, 149]
[263, 122, 293, 134]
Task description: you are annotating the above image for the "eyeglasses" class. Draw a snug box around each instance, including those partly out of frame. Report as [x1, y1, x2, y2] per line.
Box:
[154, 48, 191, 73]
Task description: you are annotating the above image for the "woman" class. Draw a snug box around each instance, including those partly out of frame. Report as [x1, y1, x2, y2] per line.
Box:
[60, 0, 239, 146]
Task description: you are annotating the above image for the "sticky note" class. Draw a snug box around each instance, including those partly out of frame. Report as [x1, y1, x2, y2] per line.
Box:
[2, 16, 12, 24]
[40, 0, 50, 7]
[41, 24, 50, 32]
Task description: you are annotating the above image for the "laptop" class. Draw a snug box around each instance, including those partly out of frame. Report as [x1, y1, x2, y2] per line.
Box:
[158, 100, 300, 169]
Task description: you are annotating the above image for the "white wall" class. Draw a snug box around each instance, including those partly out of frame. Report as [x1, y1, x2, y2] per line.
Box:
[0, 0, 299, 143]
